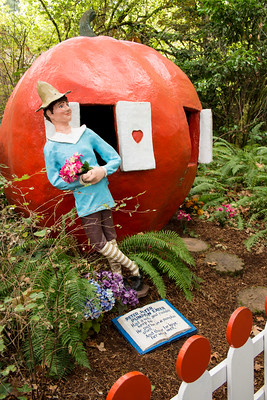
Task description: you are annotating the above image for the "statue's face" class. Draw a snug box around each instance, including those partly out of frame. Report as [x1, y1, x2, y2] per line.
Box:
[47, 99, 72, 126]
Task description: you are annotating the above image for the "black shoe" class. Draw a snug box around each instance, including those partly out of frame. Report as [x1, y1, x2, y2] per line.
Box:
[123, 277, 131, 289]
[128, 276, 149, 298]
[128, 275, 144, 291]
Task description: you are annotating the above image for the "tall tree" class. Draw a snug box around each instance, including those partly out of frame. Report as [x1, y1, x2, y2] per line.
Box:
[165, 0, 266, 145]
[1, 0, 266, 146]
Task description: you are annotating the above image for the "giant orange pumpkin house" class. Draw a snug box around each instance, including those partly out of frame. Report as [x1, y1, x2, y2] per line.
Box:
[0, 36, 212, 242]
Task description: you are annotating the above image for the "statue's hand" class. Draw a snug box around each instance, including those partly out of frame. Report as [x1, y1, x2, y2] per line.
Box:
[81, 166, 105, 184]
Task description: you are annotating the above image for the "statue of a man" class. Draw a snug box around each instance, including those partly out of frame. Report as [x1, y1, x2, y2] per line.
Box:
[36, 81, 148, 297]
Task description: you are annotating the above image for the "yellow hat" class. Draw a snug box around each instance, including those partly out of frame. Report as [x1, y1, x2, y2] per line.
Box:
[35, 81, 71, 112]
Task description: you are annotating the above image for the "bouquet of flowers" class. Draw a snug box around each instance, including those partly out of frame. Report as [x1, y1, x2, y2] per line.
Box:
[59, 152, 92, 183]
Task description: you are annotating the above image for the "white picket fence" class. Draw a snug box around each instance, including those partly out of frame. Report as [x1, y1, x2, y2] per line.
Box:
[106, 298, 267, 400]
[174, 321, 266, 400]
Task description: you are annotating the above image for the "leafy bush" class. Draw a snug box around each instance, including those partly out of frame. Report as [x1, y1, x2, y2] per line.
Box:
[190, 138, 267, 248]
[0, 176, 115, 399]
[1, 223, 94, 375]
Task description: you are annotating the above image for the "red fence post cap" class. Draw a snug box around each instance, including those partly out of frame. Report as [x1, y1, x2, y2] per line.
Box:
[176, 335, 211, 383]
[106, 371, 151, 400]
[226, 306, 253, 348]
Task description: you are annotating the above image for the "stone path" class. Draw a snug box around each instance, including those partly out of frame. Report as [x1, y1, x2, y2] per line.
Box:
[237, 287, 267, 313]
[204, 250, 244, 274]
[182, 237, 267, 313]
[182, 238, 209, 252]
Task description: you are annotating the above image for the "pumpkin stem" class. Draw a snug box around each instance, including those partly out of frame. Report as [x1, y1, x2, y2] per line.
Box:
[79, 9, 97, 37]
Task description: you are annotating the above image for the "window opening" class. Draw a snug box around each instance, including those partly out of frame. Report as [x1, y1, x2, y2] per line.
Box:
[183, 108, 200, 165]
[80, 105, 117, 166]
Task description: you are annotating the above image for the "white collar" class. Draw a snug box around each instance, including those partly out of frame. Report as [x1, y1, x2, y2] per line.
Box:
[47, 125, 87, 144]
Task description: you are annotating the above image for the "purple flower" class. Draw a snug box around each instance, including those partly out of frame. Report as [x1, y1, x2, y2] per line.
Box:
[86, 271, 139, 309]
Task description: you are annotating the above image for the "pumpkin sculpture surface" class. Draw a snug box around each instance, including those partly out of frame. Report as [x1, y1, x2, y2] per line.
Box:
[0, 36, 201, 241]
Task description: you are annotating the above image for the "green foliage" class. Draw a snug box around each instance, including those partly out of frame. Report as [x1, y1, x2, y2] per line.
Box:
[244, 226, 267, 251]
[1, 229, 96, 378]
[120, 230, 199, 301]
[171, 0, 266, 145]
[0, 179, 102, 398]
[191, 138, 267, 249]
[23, 260, 96, 377]
[192, 139, 266, 201]
[0, 0, 56, 118]
[213, 139, 267, 187]
[1, 0, 265, 146]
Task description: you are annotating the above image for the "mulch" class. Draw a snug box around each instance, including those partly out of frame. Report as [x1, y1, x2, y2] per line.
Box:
[56, 216, 267, 400]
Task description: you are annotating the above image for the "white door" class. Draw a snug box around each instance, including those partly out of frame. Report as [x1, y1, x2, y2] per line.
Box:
[115, 101, 156, 172]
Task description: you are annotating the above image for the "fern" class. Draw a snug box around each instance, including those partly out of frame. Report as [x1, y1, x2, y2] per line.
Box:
[130, 255, 166, 298]
[189, 139, 266, 248]
[0, 203, 99, 381]
[22, 262, 96, 377]
[120, 230, 199, 301]
[244, 228, 267, 251]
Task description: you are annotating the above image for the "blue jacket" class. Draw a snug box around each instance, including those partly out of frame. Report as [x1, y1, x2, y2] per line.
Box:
[43, 126, 121, 217]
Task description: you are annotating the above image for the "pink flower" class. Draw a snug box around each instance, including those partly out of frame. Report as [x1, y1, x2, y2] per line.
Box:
[59, 153, 85, 183]
[216, 203, 237, 219]
[177, 210, 191, 221]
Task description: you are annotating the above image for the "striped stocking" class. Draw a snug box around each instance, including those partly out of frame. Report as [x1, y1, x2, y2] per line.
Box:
[99, 240, 140, 277]
[106, 239, 122, 276]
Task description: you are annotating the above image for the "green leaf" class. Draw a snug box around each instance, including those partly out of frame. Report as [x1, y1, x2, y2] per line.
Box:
[30, 315, 40, 322]
[13, 174, 30, 181]
[4, 297, 13, 304]
[2, 364, 16, 376]
[29, 292, 44, 299]
[14, 304, 25, 312]
[25, 302, 38, 310]
[91, 320, 101, 334]
[81, 320, 93, 341]
[34, 228, 48, 237]
[0, 340, 6, 352]
[17, 384, 32, 393]
[0, 382, 12, 398]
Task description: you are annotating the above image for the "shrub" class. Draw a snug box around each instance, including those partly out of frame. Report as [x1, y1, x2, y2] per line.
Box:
[190, 138, 267, 248]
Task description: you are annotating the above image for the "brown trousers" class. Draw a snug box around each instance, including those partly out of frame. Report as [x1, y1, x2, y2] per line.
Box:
[80, 209, 117, 251]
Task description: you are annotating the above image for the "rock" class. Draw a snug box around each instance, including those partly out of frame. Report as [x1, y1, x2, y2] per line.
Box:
[237, 286, 267, 313]
[182, 238, 209, 252]
[204, 251, 244, 274]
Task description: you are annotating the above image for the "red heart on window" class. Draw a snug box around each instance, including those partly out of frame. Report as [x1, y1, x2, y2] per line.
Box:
[132, 130, 143, 143]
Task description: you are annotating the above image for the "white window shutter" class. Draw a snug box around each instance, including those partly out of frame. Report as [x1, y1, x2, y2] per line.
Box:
[115, 101, 156, 172]
[44, 102, 80, 139]
[198, 109, 213, 164]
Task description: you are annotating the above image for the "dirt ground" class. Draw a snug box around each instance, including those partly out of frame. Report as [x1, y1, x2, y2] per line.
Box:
[50, 215, 267, 400]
